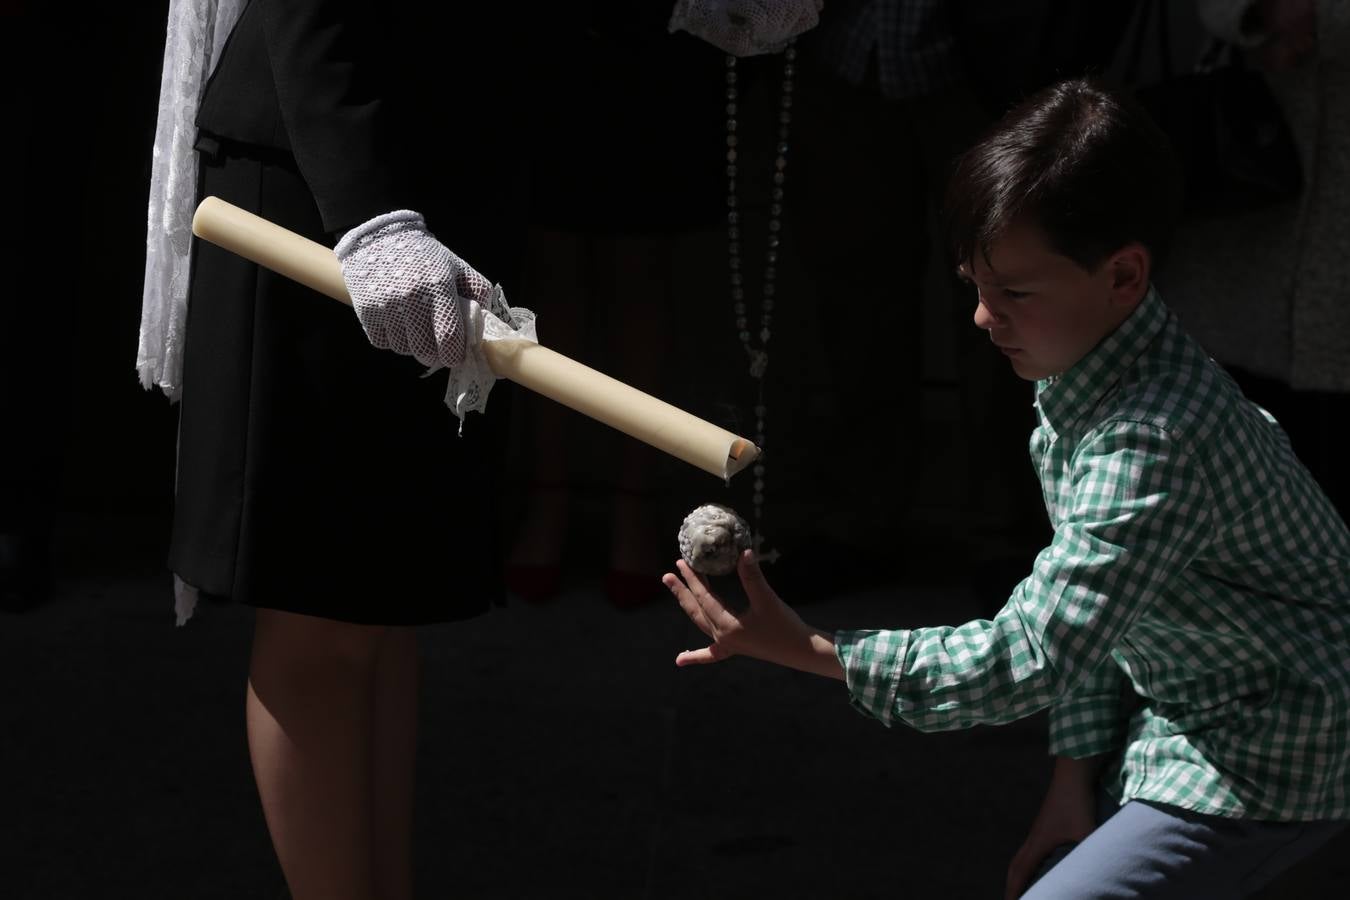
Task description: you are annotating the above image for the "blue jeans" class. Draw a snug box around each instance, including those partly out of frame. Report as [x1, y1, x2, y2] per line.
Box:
[1022, 790, 1347, 899]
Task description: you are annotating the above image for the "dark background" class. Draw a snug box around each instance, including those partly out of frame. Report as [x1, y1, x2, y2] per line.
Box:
[2, 3, 179, 558]
[2, 2, 1347, 898]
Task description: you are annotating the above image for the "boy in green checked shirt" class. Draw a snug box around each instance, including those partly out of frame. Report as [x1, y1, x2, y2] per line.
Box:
[662, 78, 1350, 899]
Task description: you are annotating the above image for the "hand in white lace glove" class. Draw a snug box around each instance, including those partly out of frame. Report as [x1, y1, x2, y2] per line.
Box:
[669, 0, 824, 56]
[335, 210, 494, 371]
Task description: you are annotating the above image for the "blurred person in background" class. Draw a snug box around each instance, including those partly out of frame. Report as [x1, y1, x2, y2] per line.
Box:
[506, 2, 751, 609]
[1160, 0, 1350, 519]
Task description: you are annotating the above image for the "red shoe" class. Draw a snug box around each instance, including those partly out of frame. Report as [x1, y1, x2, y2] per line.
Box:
[605, 569, 662, 611]
[505, 563, 563, 604]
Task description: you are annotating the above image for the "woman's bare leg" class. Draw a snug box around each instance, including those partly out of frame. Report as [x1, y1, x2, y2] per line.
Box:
[245, 608, 385, 900]
[371, 626, 420, 900]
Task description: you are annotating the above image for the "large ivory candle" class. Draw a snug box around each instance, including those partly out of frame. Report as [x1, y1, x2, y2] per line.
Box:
[191, 196, 759, 480]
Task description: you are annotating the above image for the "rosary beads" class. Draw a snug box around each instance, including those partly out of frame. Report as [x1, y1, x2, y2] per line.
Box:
[725, 39, 795, 562]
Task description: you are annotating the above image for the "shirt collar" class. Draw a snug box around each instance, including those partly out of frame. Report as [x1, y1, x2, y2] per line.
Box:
[1035, 286, 1168, 437]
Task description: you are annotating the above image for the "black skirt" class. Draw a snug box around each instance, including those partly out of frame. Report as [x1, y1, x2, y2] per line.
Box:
[169, 142, 508, 625]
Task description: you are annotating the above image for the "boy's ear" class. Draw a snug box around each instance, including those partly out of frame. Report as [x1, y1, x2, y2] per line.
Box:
[1107, 242, 1150, 307]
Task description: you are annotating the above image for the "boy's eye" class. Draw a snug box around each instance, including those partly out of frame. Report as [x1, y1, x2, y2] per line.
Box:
[1002, 288, 1031, 300]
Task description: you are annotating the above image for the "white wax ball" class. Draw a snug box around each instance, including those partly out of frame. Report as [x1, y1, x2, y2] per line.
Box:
[677, 503, 752, 576]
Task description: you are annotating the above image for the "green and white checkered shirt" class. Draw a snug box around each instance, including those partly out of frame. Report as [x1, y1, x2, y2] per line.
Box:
[836, 287, 1350, 821]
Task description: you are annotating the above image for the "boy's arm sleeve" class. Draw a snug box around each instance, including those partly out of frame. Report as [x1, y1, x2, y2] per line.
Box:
[257, 0, 412, 235]
[1047, 655, 1132, 758]
[835, 421, 1210, 731]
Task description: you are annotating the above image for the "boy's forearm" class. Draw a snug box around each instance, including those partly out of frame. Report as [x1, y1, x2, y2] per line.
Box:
[773, 627, 845, 681]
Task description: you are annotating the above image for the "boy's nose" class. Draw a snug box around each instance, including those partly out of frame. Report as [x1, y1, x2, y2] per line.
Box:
[973, 297, 1000, 331]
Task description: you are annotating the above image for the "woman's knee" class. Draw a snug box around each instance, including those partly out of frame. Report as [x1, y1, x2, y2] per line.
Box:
[252, 607, 390, 671]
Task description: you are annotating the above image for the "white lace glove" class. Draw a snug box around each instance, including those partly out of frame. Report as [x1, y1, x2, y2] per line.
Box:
[336, 210, 493, 371]
[335, 209, 538, 427]
[669, 0, 824, 56]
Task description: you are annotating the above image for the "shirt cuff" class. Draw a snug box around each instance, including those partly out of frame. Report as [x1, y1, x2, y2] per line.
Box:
[834, 629, 912, 727]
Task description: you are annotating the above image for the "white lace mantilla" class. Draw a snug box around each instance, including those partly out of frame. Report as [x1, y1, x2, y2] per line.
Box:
[140, 0, 243, 626]
[139, 0, 245, 402]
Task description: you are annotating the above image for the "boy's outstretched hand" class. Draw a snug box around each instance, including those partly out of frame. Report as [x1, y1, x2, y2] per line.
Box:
[662, 550, 844, 680]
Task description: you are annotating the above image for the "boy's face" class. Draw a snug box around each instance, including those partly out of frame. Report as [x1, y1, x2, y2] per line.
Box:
[960, 221, 1147, 382]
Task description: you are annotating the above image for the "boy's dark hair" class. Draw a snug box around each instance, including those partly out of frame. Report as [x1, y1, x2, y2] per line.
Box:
[945, 78, 1182, 273]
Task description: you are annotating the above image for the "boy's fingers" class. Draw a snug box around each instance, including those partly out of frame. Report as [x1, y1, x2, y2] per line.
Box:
[675, 646, 721, 666]
[677, 560, 717, 603]
[676, 560, 731, 622]
[664, 571, 716, 637]
[738, 549, 772, 603]
[1004, 843, 1039, 900]
[1004, 856, 1028, 900]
